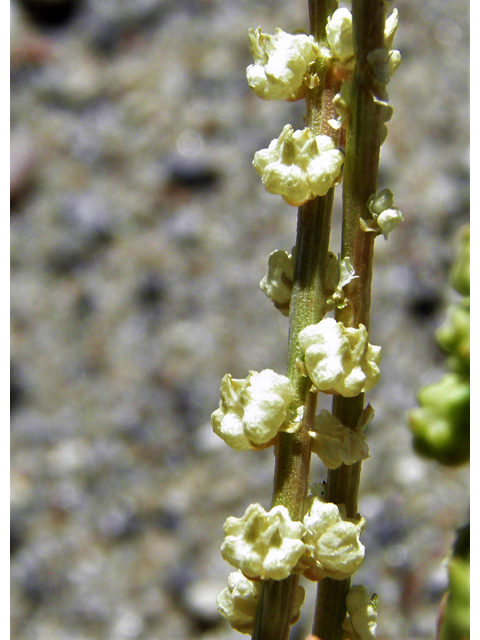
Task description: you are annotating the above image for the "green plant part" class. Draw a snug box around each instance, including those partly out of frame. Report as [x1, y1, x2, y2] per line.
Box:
[438, 523, 470, 640]
[449, 227, 470, 297]
[408, 225, 470, 467]
[435, 297, 470, 375]
[408, 373, 470, 466]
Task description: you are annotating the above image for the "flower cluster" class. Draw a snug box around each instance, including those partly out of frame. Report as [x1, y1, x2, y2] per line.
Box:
[247, 27, 321, 101]
[211, 369, 296, 450]
[408, 227, 470, 466]
[220, 498, 365, 584]
[214, 6, 399, 633]
[253, 124, 344, 206]
[329, 8, 401, 137]
[298, 317, 382, 397]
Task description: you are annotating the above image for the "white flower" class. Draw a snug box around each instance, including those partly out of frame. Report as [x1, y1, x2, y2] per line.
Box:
[217, 570, 305, 634]
[246, 27, 321, 100]
[309, 409, 370, 469]
[326, 8, 354, 65]
[221, 503, 306, 580]
[211, 369, 295, 450]
[301, 497, 366, 581]
[326, 7, 399, 67]
[342, 586, 378, 639]
[298, 318, 382, 397]
[253, 125, 344, 206]
[260, 248, 295, 315]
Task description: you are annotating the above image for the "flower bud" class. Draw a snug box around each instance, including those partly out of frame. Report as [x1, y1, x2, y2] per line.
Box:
[450, 226, 470, 296]
[408, 373, 470, 466]
[435, 298, 470, 374]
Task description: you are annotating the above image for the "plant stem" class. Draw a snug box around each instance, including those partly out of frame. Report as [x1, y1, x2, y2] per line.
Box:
[251, 3, 340, 638]
[252, 192, 334, 640]
[312, 2, 387, 639]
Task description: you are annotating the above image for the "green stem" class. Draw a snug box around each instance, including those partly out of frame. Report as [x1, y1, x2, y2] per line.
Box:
[251, 3, 341, 638]
[312, 2, 387, 639]
[252, 195, 334, 640]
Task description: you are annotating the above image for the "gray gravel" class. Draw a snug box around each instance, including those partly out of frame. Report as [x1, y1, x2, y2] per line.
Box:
[11, 0, 469, 638]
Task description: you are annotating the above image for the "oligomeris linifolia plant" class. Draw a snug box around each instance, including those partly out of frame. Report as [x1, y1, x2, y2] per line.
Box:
[212, 2, 404, 639]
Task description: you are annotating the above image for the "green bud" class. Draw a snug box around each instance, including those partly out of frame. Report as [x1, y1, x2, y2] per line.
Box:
[435, 298, 470, 374]
[408, 373, 470, 466]
[449, 226, 470, 296]
[439, 523, 470, 640]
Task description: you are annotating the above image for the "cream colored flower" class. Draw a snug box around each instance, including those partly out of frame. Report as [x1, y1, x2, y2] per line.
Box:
[302, 497, 366, 581]
[217, 570, 305, 634]
[326, 8, 354, 65]
[326, 7, 399, 68]
[309, 409, 370, 469]
[253, 125, 344, 206]
[221, 503, 306, 580]
[211, 369, 295, 450]
[298, 317, 382, 397]
[342, 586, 378, 640]
[260, 248, 295, 316]
[246, 27, 321, 100]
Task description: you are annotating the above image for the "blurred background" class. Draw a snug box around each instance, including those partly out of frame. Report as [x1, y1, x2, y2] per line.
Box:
[10, 0, 469, 638]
